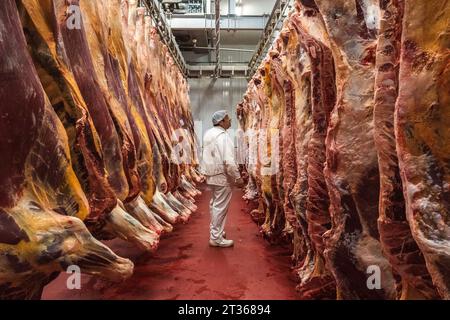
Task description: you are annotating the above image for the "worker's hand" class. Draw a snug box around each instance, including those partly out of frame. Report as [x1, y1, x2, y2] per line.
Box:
[234, 178, 245, 188]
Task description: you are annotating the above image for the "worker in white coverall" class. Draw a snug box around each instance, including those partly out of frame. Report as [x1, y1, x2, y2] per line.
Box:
[200, 110, 244, 247]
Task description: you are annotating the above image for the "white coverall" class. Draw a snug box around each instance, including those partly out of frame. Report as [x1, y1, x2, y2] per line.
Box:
[200, 126, 241, 242]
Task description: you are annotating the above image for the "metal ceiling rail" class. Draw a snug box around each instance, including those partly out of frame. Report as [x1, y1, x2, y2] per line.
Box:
[247, 0, 293, 79]
[169, 14, 267, 30]
[187, 64, 248, 78]
[141, 0, 188, 76]
[179, 46, 254, 52]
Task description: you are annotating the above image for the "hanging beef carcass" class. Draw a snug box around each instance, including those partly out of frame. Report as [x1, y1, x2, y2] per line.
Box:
[239, 0, 449, 300]
[139, 3, 200, 215]
[124, 2, 183, 225]
[278, 12, 316, 289]
[284, 2, 337, 299]
[97, 0, 166, 235]
[373, 0, 439, 299]
[239, 82, 263, 220]
[269, 41, 294, 239]
[0, 0, 133, 299]
[19, 0, 160, 251]
[257, 51, 286, 242]
[115, 1, 174, 232]
[313, 0, 397, 299]
[395, 0, 450, 299]
[80, 0, 170, 245]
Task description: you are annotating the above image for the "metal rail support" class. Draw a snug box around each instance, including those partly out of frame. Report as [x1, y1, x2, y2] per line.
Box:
[247, 0, 293, 78]
[142, 0, 189, 77]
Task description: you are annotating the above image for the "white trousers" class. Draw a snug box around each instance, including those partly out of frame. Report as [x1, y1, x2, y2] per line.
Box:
[209, 185, 232, 241]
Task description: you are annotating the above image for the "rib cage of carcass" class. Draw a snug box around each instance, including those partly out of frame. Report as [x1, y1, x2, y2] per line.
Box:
[0, 0, 202, 299]
[237, 0, 449, 299]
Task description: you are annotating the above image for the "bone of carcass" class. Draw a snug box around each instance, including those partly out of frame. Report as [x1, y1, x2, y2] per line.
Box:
[150, 191, 182, 225]
[173, 191, 198, 213]
[152, 211, 174, 234]
[124, 197, 164, 235]
[0, 0, 133, 299]
[99, 203, 158, 252]
[165, 192, 193, 222]
[395, 0, 450, 299]
[180, 176, 201, 198]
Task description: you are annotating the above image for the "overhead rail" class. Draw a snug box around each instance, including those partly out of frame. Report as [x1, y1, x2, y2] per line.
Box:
[141, 0, 189, 76]
[169, 14, 268, 30]
[247, 0, 294, 78]
[140, 0, 256, 78]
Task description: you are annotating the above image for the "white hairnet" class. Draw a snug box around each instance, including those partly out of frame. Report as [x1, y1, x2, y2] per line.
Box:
[212, 110, 228, 125]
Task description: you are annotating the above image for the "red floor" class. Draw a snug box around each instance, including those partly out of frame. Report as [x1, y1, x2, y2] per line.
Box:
[42, 186, 300, 300]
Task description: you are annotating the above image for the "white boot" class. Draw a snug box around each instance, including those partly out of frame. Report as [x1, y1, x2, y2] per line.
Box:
[209, 238, 234, 247]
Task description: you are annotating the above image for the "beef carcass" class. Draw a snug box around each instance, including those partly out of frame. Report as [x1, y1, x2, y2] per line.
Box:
[374, 0, 439, 299]
[123, 2, 185, 223]
[287, 2, 337, 298]
[282, 13, 315, 284]
[257, 55, 286, 241]
[0, 0, 133, 299]
[395, 0, 450, 299]
[314, 0, 397, 299]
[238, 0, 448, 300]
[19, 0, 159, 251]
[269, 43, 293, 238]
[81, 0, 165, 241]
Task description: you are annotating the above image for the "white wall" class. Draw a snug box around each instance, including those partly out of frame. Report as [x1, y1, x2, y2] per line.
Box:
[183, 45, 254, 64]
[241, 0, 275, 15]
[188, 77, 248, 147]
[218, 0, 275, 15]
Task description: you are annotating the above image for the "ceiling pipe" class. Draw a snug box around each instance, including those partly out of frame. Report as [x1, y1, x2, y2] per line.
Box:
[180, 46, 254, 52]
[214, 0, 221, 77]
